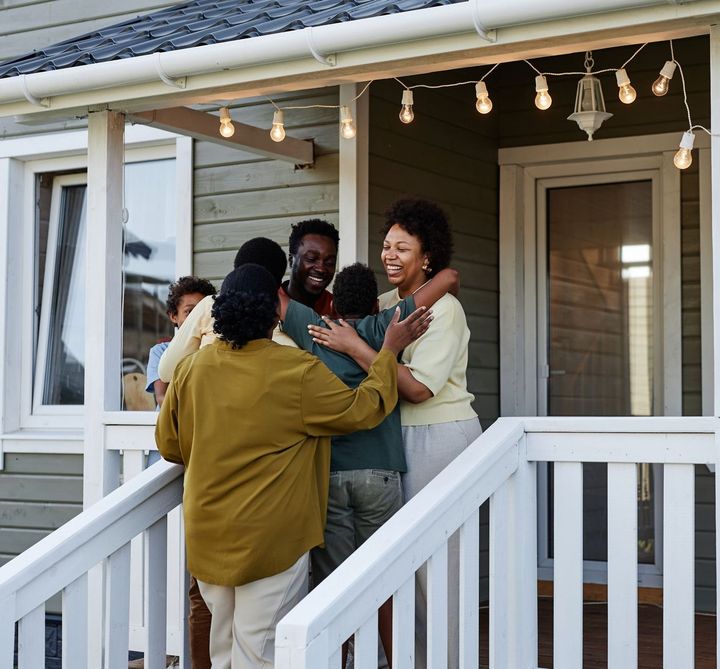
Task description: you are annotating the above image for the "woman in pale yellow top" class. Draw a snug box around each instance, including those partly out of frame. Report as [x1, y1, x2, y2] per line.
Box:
[156, 263, 431, 669]
[309, 198, 481, 669]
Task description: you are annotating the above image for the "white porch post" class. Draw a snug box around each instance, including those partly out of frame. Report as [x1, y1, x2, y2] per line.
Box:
[338, 83, 369, 268]
[83, 109, 124, 505]
[83, 110, 125, 667]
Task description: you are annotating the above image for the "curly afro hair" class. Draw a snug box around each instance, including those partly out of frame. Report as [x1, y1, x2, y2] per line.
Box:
[288, 219, 339, 256]
[382, 198, 454, 277]
[333, 263, 378, 318]
[211, 265, 279, 349]
[165, 276, 216, 318]
[232, 237, 287, 285]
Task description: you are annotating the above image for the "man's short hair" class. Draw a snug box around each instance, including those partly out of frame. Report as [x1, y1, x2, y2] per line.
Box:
[288, 219, 339, 256]
[233, 237, 287, 285]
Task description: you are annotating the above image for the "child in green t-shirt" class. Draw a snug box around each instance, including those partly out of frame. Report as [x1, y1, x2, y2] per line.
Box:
[279, 262, 457, 666]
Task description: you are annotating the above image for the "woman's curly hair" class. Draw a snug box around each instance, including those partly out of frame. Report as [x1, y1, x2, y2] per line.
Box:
[211, 265, 279, 349]
[382, 198, 454, 277]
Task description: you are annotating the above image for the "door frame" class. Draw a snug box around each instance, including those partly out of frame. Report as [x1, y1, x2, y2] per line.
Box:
[498, 131, 711, 586]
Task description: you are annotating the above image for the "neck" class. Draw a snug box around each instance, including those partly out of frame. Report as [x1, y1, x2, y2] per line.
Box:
[397, 278, 425, 299]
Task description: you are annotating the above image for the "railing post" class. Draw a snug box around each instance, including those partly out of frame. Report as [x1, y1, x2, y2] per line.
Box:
[489, 435, 537, 669]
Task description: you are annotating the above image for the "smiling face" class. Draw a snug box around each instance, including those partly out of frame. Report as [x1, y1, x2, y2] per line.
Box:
[381, 224, 429, 296]
[169, 292, 206, 327]
[289, 233, 338, 302]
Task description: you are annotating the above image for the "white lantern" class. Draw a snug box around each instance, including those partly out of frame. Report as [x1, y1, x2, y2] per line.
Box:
[567, 53, 613, 141]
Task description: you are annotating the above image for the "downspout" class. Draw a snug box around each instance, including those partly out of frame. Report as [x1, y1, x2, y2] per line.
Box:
[0, 0, 701, 106]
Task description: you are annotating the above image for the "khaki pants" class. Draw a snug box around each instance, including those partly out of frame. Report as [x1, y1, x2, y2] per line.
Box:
[197, 554, 309, 669]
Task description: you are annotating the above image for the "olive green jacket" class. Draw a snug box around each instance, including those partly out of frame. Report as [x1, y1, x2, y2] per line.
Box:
[156, 338, 397, 586]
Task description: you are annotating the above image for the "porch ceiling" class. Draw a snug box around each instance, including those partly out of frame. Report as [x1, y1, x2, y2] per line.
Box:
[0, 0, 718, 122]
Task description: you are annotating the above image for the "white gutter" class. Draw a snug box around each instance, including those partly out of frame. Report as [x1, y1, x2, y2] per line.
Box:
[0, 0, 706, 108]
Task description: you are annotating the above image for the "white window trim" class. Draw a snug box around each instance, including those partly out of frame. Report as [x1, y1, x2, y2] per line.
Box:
[0, 127, 192, 450]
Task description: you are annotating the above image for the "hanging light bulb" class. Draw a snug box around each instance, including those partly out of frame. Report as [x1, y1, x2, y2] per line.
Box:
[651, 60, 677, 97]
[534, 75, 552, 110]
[398, 89, 414, 124]
[615, 68, 637, 104]
[673, 131, 695, 170]
[218, 107, 235, 138]
[269, 110, 286, 142]
[475, 81, 493, 114]
[339, 105, 357, 139]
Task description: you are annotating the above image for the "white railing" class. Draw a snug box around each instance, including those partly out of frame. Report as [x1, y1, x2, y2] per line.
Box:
[0, 416, 715, 669]
[276, 416, 718, 669]
[0, 458, 185, 669]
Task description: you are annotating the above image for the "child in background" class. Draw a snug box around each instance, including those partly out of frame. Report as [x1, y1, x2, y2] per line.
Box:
[145, 275, 216, 406]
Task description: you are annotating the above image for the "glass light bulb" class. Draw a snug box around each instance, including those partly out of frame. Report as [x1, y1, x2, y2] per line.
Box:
[219, 120, 235, 138]
[673, 147, 692, 170]
[652, 75, 670, 96]
[475, 96, 492, 114]
[399, 105, 414, 124]
[340, 120, 357, 139]
[535, 91, 552, 110]
[270, 123, 285, 142]
[618, 83, 637, 104]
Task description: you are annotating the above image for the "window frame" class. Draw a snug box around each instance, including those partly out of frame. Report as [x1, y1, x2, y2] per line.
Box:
[0, 129, 192, 434]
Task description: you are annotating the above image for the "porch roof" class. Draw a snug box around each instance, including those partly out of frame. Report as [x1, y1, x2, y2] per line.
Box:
[0, 0, 715, 120]
[0, 0, 461, 79]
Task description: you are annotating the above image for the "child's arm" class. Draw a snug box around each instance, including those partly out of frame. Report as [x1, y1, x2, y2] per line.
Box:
[153, 380, 169, 406]
[412, 268, 459, 309]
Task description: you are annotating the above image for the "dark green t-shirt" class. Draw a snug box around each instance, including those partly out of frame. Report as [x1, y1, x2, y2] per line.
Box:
[282, 297, 416, 472]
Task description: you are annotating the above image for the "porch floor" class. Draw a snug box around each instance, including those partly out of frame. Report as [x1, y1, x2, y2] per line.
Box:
[479, 597, 716, 668]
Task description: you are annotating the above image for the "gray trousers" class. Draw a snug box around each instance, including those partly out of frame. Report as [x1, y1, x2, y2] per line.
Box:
[402, 418, 482, 669]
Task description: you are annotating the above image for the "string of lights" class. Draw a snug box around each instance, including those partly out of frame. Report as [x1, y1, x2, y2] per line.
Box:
[214, 41, 713, 170]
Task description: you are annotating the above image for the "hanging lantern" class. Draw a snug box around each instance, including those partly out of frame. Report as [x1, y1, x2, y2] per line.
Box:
[567, 52, 613, 141]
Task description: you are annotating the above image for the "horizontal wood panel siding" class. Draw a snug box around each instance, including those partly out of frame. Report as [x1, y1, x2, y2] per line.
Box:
[0, 0, 176, 62]
[0, 453, 83, 613]
[368, 77, 500, 428]
[193, 88, 339, 281]
[369, 76, 499, 604]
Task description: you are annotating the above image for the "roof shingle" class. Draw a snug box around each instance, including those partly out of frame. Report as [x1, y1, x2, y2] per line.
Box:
[0, 0, 464, 79]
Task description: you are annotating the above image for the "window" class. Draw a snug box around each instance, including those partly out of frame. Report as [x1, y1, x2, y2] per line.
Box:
[32, 160, 178, 414]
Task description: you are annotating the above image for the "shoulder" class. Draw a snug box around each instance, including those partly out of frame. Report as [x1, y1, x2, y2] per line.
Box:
[150, 342, 169, 357]
[378, 288, 400, 311]
[431, 293, 466, 318]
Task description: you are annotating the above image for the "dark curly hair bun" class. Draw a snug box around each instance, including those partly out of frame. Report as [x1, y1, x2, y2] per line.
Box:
[212, 265, 279, 349]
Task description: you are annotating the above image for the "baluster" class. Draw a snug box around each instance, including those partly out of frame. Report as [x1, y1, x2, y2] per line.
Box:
[393, 576, 415, 669]
[663, 464, 695, 669]
[18, 603, 44, 668]
[125, 449, 146, 643]
[0, 599, 14, 669]
[105, 542, 132, 669]
[459, 509, 480, 669]
[145, 516, 168, 669]
[62, 574, 88, 669]
[553, 462, 583, 669]
[427, 542, 449, 669]
[354, 610, 379, 669]
[607, 462, 638, 669]
[489, 441, 536, 669]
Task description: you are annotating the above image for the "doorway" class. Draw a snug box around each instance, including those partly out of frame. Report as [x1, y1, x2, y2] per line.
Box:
[498, 134, 688, 587]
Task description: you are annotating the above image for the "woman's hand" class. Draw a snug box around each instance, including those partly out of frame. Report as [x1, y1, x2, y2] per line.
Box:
[308, 317, 364, 356]
[382, 306, 433, 356]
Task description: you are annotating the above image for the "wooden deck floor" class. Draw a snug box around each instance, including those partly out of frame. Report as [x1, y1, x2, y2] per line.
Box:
[479, 597, 717, 668]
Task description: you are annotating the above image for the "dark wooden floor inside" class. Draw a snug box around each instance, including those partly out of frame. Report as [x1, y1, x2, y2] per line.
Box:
[479, 597, 716, 668]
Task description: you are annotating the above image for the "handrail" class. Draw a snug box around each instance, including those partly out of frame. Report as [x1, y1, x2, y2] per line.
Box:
[276, 417, 524, 661]
[0, 459, 183, 622]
